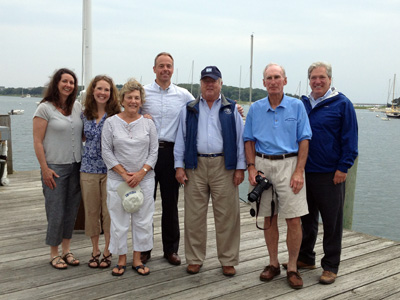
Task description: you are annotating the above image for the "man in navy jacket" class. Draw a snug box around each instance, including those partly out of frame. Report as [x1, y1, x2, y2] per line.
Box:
[174, 66, 246, 277]
[293, 62, 358, 284]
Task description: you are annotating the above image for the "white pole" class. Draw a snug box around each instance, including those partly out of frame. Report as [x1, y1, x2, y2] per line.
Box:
[249, 34, 253, 103]
[82, 0, 92, 90]
[190, 60, 194, 94]
[239, 65, 242, 102]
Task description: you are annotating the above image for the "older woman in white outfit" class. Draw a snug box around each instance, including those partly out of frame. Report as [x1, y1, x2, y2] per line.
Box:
[102, 79, 158, 276]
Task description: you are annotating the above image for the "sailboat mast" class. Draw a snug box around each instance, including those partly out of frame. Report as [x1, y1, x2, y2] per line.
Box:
[306, 75, 309, 96]
[249, 34, 253, 103]
[190, 60, 194, 95]
[239, 65, 241, 102]
[82, 0, 92, 90]
[392, 74, 396, 106]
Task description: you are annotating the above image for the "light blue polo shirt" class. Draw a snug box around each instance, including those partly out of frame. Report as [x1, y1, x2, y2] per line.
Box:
[243, 95, 312, 155]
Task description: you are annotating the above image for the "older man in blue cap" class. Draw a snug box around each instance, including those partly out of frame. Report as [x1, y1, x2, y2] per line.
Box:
[174, 66, 246, 276]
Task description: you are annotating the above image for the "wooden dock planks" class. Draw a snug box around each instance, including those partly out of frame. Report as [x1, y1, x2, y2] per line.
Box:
[0, 170, 399, 300]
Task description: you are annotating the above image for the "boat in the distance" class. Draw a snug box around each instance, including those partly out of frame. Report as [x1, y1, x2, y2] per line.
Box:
[386, 74, 400, 118]
[8, 109, 24, 115]
[386, 107, 400, 118]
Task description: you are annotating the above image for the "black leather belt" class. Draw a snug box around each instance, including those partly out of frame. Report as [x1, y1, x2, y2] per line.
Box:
[256, 152, 297, 160]
[159, 141, 174, 148]
[198, 153, 224, 158]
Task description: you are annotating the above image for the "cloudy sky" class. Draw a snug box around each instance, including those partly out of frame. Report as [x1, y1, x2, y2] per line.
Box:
[1, 0, 400, 103]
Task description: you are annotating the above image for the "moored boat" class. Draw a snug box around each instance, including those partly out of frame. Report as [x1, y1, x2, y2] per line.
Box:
[8, 109, 24, 115]
[386, 74, 400, 118]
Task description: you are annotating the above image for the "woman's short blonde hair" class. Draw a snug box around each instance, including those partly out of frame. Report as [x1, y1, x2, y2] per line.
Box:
[119, 78, 146, 106]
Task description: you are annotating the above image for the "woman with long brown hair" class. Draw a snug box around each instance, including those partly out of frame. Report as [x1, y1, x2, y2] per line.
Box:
[80, 75, 120, 269]
[33, 68, 83, 269]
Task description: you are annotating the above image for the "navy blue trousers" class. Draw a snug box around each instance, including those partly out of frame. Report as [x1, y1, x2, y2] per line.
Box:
[298, 172, 345, 274]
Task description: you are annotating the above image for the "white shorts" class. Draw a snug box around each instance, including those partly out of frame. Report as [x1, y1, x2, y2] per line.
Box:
[249, 156, 308, 219]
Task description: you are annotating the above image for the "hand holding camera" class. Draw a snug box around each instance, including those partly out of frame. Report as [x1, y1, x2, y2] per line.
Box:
[248, 171, 272, 203]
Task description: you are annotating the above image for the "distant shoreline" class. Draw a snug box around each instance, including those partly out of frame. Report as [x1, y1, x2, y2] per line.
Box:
[0, 94, 388, 109]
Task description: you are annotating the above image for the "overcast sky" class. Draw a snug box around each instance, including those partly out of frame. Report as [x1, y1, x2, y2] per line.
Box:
[1, 0, 400, 103]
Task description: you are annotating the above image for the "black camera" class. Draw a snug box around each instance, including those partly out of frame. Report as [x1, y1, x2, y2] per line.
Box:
[248, 173, 272, 203]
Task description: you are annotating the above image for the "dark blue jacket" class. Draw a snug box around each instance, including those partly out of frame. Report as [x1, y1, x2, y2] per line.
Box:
[184, 95, 237, 170]
[301, 89, 358, 173]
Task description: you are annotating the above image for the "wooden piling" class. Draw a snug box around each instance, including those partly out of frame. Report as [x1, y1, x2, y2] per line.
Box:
[344, 156, 358, 229]
[0, 115, 13, 174]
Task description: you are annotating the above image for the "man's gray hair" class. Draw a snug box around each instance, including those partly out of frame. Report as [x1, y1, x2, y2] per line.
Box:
[263, 63, 286, 78]
[308, 62, 332, 79]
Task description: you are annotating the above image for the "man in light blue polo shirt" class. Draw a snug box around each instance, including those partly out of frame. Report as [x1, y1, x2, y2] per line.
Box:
[243, 63, 311, 289]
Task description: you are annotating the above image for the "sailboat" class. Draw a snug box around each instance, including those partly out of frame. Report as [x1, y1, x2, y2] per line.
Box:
[386, 74, 400, 118]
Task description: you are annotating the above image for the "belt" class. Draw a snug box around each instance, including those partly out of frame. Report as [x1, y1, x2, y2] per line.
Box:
[256, 152, 297, 160]
[198, 153, 224, 158]
[159, 141, 174, 148]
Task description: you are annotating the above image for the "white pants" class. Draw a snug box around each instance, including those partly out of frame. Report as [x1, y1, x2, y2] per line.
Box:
[107, 177, 155, 255]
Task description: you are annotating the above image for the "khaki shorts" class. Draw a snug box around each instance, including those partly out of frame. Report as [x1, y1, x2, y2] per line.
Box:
[249, 156, 308, 219]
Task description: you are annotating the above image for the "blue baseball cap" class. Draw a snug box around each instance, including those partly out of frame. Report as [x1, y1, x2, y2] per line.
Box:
[201, 66, 222, 80]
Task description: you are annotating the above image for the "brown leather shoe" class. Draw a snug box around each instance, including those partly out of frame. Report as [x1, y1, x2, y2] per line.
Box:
[260, 264, 281, 281]
[319, 270, 337, 284]
[222, 266, 236, 276]
[140, 251, 151, 264]
[287, 271, 303, 289]
[164, 253, 181, 265]
[282, 261, 316, 270]
[187, 264, 202, 274]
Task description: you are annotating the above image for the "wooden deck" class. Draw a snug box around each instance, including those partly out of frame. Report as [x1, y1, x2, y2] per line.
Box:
[1, 170, 399, 300]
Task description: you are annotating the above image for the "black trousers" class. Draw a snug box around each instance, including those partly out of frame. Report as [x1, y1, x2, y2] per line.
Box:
[298, 172, 345, 274]
[154, 146, 180, 254]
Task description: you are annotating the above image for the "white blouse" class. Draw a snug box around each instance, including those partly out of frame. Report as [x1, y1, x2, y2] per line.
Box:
[101, 115, 158, 181]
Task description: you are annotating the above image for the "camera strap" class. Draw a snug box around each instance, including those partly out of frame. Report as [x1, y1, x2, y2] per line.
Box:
[255, 187, 278, 230]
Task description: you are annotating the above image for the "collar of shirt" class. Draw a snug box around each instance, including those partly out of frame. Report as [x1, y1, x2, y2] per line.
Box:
[151, 80, 172, 92]
[200, 94, 222, 107]
[308, 87, 333, 108]
[265, 95, 289, 111]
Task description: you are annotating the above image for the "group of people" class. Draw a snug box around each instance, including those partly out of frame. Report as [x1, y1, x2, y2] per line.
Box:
[33, 52, 358, 290]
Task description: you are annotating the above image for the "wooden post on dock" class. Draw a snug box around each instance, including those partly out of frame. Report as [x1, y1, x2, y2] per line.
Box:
[344, 156, 358, 230]
[0, 115, 13, 174]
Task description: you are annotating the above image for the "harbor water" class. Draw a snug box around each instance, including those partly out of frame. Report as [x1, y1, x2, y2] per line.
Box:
[1, 95, 399, 242]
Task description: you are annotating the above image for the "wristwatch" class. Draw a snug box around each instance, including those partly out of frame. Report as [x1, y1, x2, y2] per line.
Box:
[247, 163, 255, 168]
[142, 167, 148, 173]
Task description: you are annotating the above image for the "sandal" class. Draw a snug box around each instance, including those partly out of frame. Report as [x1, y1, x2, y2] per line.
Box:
[50, 255, 67, 270]
[62, 252, 80, 266]
[88, 252, 101, 268]
[111, 265, 126, 276]
[132, 264, 150, 276]
[99, 253, 112, 268]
